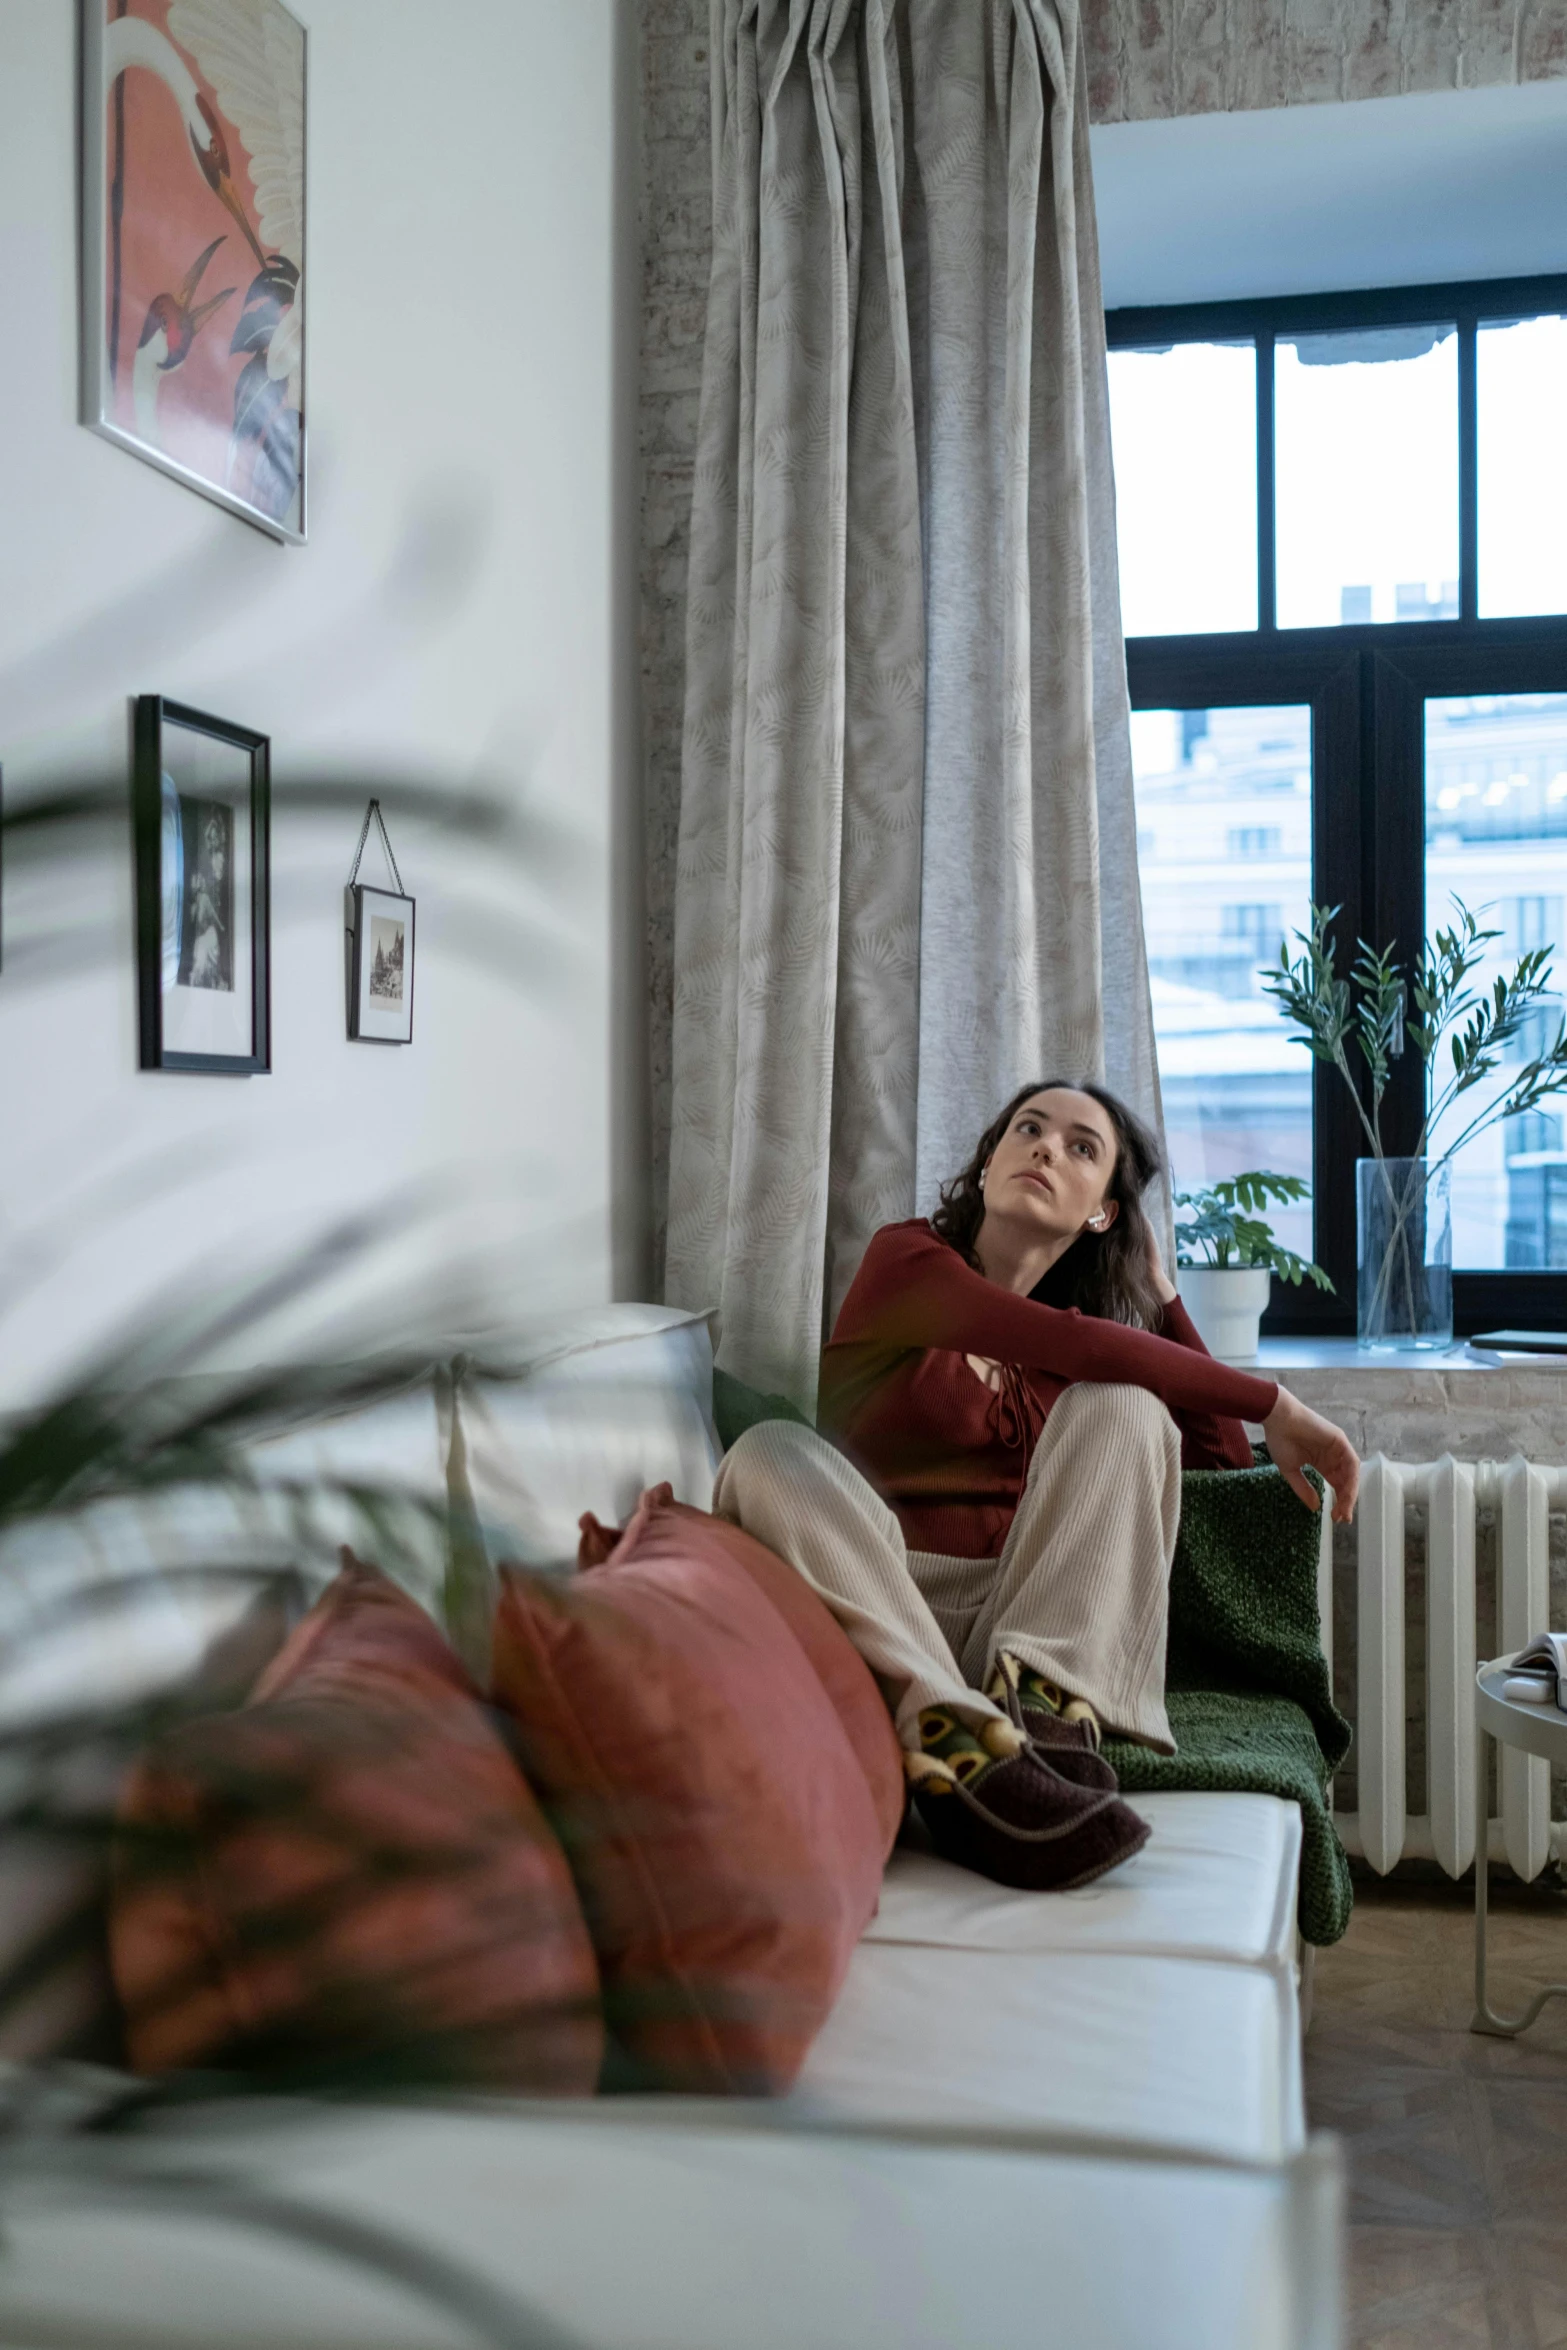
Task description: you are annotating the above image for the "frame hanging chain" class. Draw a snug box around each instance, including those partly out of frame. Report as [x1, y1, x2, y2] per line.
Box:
[346, 798, 405, 896]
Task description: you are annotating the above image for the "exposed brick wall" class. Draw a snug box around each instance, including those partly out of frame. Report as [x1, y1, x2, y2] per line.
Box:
[637, 0, 1567, 1269]
[1087, 0, 1567, 121]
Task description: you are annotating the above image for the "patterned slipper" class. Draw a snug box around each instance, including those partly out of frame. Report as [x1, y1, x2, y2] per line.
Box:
[913, 1744, 1150, 1892]
[986, 1657, 1117, 1791]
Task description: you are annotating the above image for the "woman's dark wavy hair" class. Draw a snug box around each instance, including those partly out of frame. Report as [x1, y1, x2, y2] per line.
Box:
[930, 1077, 1167, 1330]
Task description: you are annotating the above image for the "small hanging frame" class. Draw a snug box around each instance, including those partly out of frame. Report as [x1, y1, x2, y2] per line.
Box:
[345, 798, 415, 1045]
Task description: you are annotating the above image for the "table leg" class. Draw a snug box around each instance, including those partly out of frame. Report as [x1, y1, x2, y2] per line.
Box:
[1471, 1720, 1567, 2038]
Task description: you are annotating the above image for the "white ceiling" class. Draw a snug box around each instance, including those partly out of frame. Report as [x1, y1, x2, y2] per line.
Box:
[1090, 80, 1567, 310]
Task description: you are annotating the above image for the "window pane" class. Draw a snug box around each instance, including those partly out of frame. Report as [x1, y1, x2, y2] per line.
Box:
[1275, 325, 1458, 630]
[1132, 705, 1314, 1261]
[1108, 344, 1258, 638]
[1425, 693, 1567, 1267]
[1478, 315, 1567, 619]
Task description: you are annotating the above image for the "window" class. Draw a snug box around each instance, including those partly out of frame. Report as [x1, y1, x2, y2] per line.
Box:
[1478, 314, 1567, 619]
[1109, 273, 1567, 1332]
[1425, 695, 1567, 1270]
[1106, 343, 1257, 637]
[1132, 708, 1312, 1263]
[1274, 325, 1458, 631]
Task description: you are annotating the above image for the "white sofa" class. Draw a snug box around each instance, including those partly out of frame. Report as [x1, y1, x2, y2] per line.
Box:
[0, 1306, 1343, 2350]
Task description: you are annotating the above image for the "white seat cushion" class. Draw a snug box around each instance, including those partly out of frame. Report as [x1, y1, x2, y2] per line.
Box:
[795, 1942, 1303, 2164]
[866, 1793, 1301, 1978]
[452, 1306, 722, 1566]
[0, 2103, 1338, 2350]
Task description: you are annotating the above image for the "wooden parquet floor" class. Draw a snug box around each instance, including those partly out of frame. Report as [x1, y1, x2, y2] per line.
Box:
[1304, 1867, 1567, 2348]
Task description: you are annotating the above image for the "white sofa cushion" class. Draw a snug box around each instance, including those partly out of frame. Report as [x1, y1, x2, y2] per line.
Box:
[794, 1941, 1303, 2164]
[451, 1305, 722, 1567]
[0, 1379, 451, 1728]
[245, 1376, 452, 1603]
[0, 2104, 1340, 2350]
[0, 1486, 295, 1729]
[866, 1794, 1301, 1979]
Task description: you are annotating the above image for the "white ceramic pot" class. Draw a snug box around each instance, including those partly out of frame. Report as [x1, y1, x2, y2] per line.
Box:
[1175, 1265, 1273, 1364]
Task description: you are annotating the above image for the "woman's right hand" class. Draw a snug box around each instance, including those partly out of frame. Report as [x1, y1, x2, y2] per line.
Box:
[1261, 1387, 1360, 1523]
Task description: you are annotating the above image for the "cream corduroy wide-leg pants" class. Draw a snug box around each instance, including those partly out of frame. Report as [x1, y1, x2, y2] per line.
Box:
[711, 1382, 1183, 1755]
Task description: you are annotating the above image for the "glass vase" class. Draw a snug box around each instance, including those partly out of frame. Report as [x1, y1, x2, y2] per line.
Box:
[1356, 1156, 1453, 1350]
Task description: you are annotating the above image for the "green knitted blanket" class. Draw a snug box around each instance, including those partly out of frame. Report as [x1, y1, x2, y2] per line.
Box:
[713, 1371, 1353, 1946]
[1104, 1462, 1353, 1945]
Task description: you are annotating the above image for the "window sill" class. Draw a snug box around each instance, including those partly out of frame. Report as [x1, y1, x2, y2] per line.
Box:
[1257, 1334, 1567, 1375]
[1252, 1335, 1567, 1457]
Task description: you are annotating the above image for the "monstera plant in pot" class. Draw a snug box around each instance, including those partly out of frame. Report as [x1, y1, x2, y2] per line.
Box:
[1174, 1174, 1333, 1364]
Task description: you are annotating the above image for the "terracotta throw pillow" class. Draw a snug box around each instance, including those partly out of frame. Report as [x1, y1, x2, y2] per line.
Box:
[112, 1555, 603, 2092]
[577, 1493, 905, 1856]
[493, 1485, 900, 2095]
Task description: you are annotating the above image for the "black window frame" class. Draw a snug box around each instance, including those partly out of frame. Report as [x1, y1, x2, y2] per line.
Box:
[1109, 272, 1567, 1336]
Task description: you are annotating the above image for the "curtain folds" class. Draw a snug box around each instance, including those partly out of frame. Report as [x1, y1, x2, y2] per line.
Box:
[666, 0, 1164, 1409]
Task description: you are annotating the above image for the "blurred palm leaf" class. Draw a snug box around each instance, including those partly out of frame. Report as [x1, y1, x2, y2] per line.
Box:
[0, 769, 588, 2108]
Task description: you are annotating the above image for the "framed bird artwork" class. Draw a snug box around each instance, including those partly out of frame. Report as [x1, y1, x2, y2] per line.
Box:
[79, 0, 307, 542]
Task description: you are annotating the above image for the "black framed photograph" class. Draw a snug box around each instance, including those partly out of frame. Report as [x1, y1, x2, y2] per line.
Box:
[347, 883, 415, 1044]
[133, 697, 270, 1074]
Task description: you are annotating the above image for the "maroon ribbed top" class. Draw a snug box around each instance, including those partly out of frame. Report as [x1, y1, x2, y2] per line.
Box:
[819, 1219, 1279, 1560]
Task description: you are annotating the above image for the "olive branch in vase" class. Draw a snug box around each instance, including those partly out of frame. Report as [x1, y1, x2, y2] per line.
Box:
[1260, 901, 1567, 1334]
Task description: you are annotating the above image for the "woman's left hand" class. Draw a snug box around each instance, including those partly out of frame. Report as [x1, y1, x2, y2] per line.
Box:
[1146, 1224, 1178, 1306]
[1262, 1387, 1360, 1523]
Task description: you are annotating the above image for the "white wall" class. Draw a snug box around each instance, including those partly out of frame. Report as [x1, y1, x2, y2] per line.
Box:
[1093, 81, 1567, 309]
[0, 0, 637, 1405]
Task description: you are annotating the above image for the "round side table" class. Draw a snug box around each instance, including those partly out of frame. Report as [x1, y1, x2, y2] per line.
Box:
[1473, 1658, 1567, 2037]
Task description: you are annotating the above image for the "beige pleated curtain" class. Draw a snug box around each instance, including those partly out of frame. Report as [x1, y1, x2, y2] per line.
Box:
[665, 0, 1165, 1407]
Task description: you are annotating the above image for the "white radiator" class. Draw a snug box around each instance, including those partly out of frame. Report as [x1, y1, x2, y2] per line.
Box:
[1325, 1456, 1565, 1881]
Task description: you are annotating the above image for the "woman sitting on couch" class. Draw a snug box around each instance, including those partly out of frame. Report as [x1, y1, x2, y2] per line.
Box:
[715, 1079, 1360, 1893]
